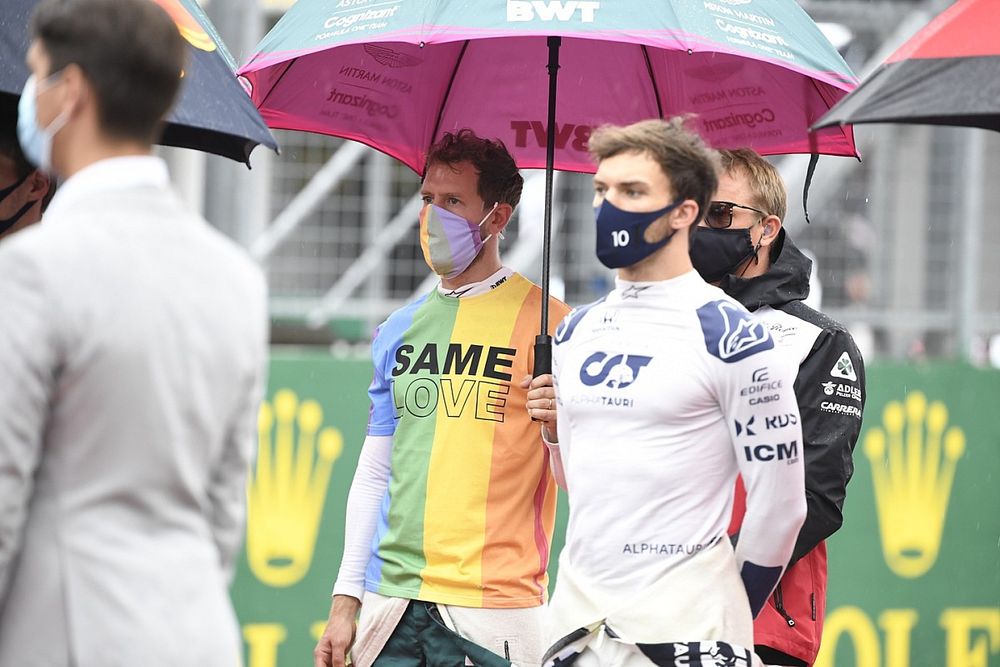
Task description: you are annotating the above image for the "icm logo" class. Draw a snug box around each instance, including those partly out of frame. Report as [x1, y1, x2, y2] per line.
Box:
[744, 441, 798, 463]
[580, 352, 652, 389]
[507, 0, 600, 23]
[697, 300, 774, 363]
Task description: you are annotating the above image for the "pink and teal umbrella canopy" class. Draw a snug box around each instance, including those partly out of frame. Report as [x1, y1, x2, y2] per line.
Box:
[240, 0, 858, 174]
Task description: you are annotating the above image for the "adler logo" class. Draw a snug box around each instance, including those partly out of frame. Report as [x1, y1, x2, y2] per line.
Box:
[507, 0, 600, 22]
[580, 352, 652, 389]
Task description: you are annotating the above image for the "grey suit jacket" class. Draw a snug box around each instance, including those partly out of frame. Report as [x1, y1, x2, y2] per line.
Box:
[0, 181, 268, 666]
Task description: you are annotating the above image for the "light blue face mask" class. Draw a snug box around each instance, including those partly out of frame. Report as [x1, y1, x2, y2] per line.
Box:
[17, 73, 70, 174]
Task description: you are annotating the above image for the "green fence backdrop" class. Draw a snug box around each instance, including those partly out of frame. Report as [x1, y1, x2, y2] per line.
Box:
[232, 352, 1000, 667]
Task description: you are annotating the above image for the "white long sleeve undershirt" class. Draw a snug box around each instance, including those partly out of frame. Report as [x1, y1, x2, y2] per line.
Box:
[332, 435, 392, 600]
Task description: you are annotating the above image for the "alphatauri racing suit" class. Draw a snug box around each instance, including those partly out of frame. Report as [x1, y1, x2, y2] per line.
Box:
[546, 270, 806, 665]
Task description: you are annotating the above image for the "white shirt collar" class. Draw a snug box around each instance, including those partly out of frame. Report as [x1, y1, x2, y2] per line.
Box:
[46, 156, 170, 219]
[437, 266, 514, 298]
[613, 269, 703, 300]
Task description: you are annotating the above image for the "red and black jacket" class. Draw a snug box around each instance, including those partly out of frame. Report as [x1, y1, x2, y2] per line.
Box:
[724, 232, 866, 665]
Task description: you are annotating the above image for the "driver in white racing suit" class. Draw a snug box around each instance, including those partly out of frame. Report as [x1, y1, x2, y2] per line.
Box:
[527, 119, 806, 667]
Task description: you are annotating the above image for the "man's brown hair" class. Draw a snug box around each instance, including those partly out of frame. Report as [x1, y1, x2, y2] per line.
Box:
[31, 0, 186, 144]
[424, 129, 524, 210]
[588, 117, 719, 222]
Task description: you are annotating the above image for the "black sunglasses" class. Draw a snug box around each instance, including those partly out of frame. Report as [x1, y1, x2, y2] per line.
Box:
[705, 200, 768, 229]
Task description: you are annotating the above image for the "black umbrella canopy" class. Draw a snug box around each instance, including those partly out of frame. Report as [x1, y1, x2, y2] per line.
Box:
[0, 0, 277, 165]
[814, 0, 1000, 133]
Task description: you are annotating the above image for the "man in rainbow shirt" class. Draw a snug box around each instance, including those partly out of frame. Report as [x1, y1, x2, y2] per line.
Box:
[315, 130, 569, 667]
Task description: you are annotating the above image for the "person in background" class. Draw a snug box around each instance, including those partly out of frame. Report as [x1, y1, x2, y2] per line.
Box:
[0, 104, 52, 240]
[314, 129, 570, 667]
[689, 148, 866, 666]
[0, 1, 268, 665]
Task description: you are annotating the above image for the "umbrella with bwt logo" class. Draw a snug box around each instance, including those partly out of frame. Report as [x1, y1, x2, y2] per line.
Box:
[240, 0, 859, 372]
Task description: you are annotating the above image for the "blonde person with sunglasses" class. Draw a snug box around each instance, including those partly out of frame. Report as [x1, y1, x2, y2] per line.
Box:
[689, 149, 867, 667]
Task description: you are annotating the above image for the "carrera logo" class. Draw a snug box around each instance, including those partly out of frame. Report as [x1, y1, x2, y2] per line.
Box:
[579, 352, 652, 389]
[821, 401, 862, 419]
[506, 0, 600, 22]
[744, 441, 799, 463]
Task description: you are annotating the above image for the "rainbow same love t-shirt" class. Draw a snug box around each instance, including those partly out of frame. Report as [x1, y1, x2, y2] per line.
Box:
[364, 273, 569, 608]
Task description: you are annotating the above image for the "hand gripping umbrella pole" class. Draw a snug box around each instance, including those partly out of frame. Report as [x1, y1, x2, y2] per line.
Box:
[532, 36, 561, 380]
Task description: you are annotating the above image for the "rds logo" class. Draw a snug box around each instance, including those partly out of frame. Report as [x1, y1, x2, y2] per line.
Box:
[580, 352, 652, 389]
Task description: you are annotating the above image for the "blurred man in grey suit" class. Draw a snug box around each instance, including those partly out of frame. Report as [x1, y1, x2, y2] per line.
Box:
[0, 1, 268, 665]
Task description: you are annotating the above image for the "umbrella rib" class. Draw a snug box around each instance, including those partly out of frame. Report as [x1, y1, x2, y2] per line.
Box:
[257, 60, 296, 112]
[640, 45, 664, 119]
[428, 40, 471, 159]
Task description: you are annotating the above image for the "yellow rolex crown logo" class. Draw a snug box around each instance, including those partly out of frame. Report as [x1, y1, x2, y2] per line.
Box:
[863, 391, 965, 578]
[248, 389, 344, 587]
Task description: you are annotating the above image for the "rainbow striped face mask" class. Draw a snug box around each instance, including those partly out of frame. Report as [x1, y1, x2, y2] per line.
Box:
[419, 202, 498, 279]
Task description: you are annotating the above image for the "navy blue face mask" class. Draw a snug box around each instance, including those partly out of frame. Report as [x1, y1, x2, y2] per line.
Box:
[594, 197, 682, 269]
[0, 173, 34, 236]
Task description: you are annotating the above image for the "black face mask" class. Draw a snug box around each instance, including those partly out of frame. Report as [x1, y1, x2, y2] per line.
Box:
[690, 226, 758, 283]
[0, 173, 34, 236]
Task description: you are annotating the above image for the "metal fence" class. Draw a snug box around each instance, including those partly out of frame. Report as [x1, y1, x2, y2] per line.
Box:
[206, 0, 1000, 364]
[255, 121, 1000, 365]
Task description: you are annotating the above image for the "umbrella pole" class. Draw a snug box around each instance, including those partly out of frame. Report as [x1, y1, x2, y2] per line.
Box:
[533, 35, 561, 379]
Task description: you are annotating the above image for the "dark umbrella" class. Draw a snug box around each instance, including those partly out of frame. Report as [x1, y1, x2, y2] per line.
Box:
[814, 0, 1000, 133]
[0, 0, 277, 165]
